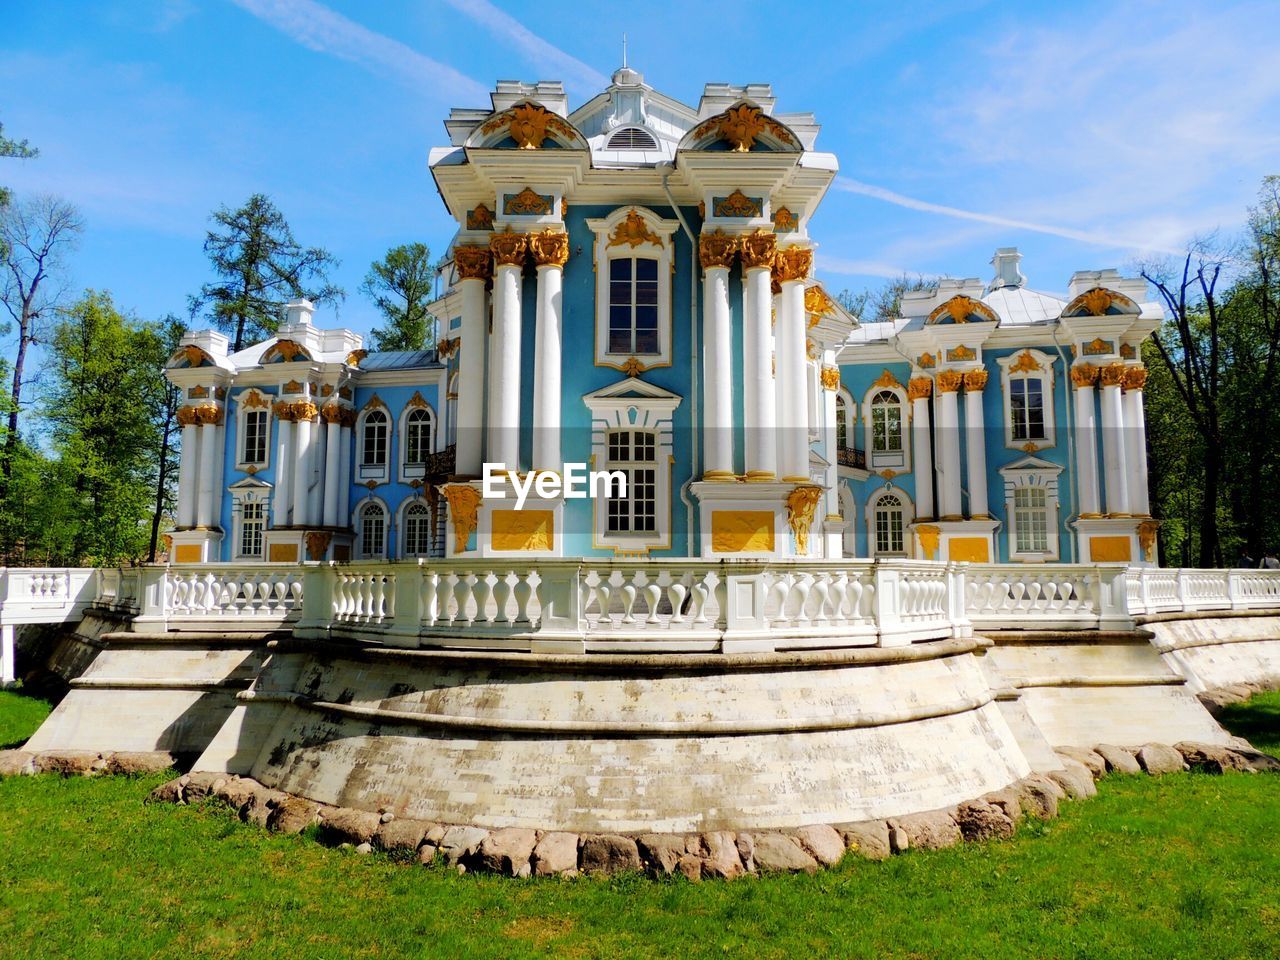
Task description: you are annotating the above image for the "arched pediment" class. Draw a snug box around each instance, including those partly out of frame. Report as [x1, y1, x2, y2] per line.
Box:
[926, 295, 1000, 325]
[167, 344, 216, 369]
[467, 101, 589, 151]
[678, 101, 801, 153]
[261, 339, 313, 363]
[1061, 287, 1140, 317]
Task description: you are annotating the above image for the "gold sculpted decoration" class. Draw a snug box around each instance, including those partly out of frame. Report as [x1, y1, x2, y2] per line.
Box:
[266, 340, 309, 363]
[176, 344, 213, 368]
[241, 390, 269, 409]
[738, 230, 776, 269]
[504, 187, 552, 216]
[908, 376, 933, 401]
[305, 531, 332, 561]
[946, 344, 977, 362]
[442, 484, 484, 553]
[773, 246, 812, 282]
[1123, 366, 1148, 391]
[454, 245, 492, 281]
[1009, 350, 1042, 374]
[608, 209, 662, 248]
[620, 357, 644, 377]
[320, 402, 356, 427]
[1083, 337, 1114, 357]
[362, 393, 388, 412]
[773, 206, 799, 232]
[916, 524, 941, 559]
[188, 385, 209, 399]
[437, 337, 460, 361]
[1021, 442, 1040, 453]
[717, 104, 768, 152]
[699, 230, 738, 270]
[529, 230, 570, 267]
[489, 230, 530, 266]
[1080, 288, 1114, 316]
[406, 390, 429, 410]
[927, 295, 997, 325]
[806, 339, 819, 361]
[272, 400, 318, 423]
[820, 366, 840, 391]
[1100, 363, 1127, 387]
[1120, 343, 1136, 359]
[283, 379, 305, 394]
[1137, 520, 1159, 561]
[936, 370, 964, 393]
[712, 189, 763, 218]
[917, 351, 937, 369]
[879, 469, 898, 481]
[466, 204, 495, 231]
[804, 284, 837, 319]
[963, 369, 989, 391]
[508, 103, 551, 149]
[872, 369, 903, 390]
[1070, 364, 1099, 388]
[178, 402, 223, 426]
[345, 350, 367, 368]
[786, 485, 823, 554]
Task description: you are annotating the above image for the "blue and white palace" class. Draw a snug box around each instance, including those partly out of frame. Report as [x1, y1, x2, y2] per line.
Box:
[165, 69, 1161, 569]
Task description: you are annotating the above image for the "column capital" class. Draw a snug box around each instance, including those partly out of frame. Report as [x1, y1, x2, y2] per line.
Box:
[455, 244, 492, 280]
[529, 229, 570, 267]
[935, 369, 964, 393]
[320, 402, 356, 427]
[773, 245, 812, 283]
[1070, 363, 1100, 388]
[908, 376, 933, 400]
[1122, 365, 1148, 391]
[738, 229, 777, 270]
[489, 231, 529, 267]
[699, 230, 738, 270]
[962, 369, 989, 392]
[820, 365, 840, 391]
[274, 400, 319, 423]
[178, 402, 223, 426]
[1099, 362, 1127, 388]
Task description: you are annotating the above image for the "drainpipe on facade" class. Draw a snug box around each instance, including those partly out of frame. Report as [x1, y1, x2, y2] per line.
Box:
[659, 162, 700, 557]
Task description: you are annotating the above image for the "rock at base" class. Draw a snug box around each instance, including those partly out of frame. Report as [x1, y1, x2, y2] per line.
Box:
[636, 834, 685, 877]
[676, 853, 703, 881]
[1049, 760, 1098, 800]
[531, 832, 579, 876]
[1173, 741, 1252, 774]
[1231, 747, 1280, 773]
[841, 821, 891, 861]
[700, 831, 744, 879]
[0, 750, 34, 777]
[954, 800, 1016, 842]
[981, 788, 1024, 826]
[1054, 747, 1107, 780]
[889, 810, 961, 851]
[751, 834, 818, 874]
[321, 807, 383, 847]
[34, 751, 103, 777]
[438, 825, 490, 867]
[103, 752, 177, 777]
[147, 777, 185, 805]
[478, 828, 539, 876]
[1094, 743, 1142, 775]
[1016, 776, 1061, 821]
[794, 824, 845, 867]
[182, 771, 226, 803]
[268, 796, 321, 835]
[242, 787, 288, 829]
[734, 833, 756, 873]
[377, 818, 430, 853]
[1136, 743, 1186, 775]
[580, 834, 641, 875]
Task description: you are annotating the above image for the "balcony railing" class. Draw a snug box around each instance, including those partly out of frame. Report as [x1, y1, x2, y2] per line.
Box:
[836, 446, 866, 470]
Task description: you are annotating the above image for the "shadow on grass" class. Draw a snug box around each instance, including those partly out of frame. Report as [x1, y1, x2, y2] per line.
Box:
[0, 685, 54, 750]
[1217, 690, 1280, 754]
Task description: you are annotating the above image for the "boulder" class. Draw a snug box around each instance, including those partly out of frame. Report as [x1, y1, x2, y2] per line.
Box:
[1136, 743, 1186, 775]
[700, 831, 744, 879]
[0, 751, 35, 777]
[751, 834, 818, 874]
[424, 823, 447, 845]
[1174, 741, 1251, 775]
[734, 833, 756, 873]
[1054, 747, 1107, 780]
[1016, 776, 1060, 821]
[438, 825, 490, 867]
[1094, 744, 1142, 775]
[181, 771, 225, 802]
[376, 818, 429, 853]
[34, 750, 103, 777]
[354, 842, 374, 855]
[267, 796, 321, 835]
[981, 788, 1024, 826]
[1049, 760, 1098, 799]
[417, 844, 437, 866]
[841, 821, 892, 861]
[889, 810, 961, 851]
[636, 834, 685, 877]
[103, 751, 177, 777]
[213, 777, 260, 812]
[1231, 748, 1280, 773]
[320, 807, 383, 847]
[477, 828, 538, 876]
[580, 834, 641, 875]
[676, 853, 703, 881]
[242, 787, 288, 829]
[954, 799, 1016, 842]
[531, 832, 579, 876]
[146, 777, 185, 805]
[794, 824, 845, 867]
[888, 824, 910, 854]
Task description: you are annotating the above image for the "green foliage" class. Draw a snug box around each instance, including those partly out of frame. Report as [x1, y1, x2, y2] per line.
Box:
[837, 274, 934, 325]
[190, 193, 343, 352]
[0, 688, 51, 748]
[362, 242, 437, 352]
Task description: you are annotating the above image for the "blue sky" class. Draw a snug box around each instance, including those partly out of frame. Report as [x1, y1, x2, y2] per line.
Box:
[3, 0, 1279, 339]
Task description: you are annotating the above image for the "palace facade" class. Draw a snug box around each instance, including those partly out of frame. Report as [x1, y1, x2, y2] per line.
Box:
[166, 68, 1161, 567]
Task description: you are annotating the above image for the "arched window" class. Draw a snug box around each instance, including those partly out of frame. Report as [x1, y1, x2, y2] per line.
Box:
[872, 493, 906, 556]
[361, 410, 388, 467]
[404, 408, 434, 464]
[870, 390, 903, 453]
[358, 501, 386, 559]
[998, 350, 1057, 450]
[401, 500, 432, 557]
[835, 393, 849, 451]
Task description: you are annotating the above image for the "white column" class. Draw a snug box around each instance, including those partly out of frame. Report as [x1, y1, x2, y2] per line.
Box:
[741, 248, 777, 480]
[820, 356, 840, 520]
[1072, 366, 1102, 517]
[963, 370, 989, 518]
[196, 420, 220, 528]
[488, 235, 527, 472]
[1122, 367, 1150, 516]
[293, 414, 313, 527]
[935, 373, 963, 520]
[701, 257, 734, 479]
[531, 233, 567, 473]
[1099, 363, 1129, 516]
[337, 425, 351, 526]
[1, 623, 14, 684]
[454, 248, 490, 479]
[323, 417, 341, 527]
[909, 379, 934, 520]
[274, 416, 294, 526]
[177, 419, 199, 528]
[308, 416, 325, 525]
[775, 247, 813, 483]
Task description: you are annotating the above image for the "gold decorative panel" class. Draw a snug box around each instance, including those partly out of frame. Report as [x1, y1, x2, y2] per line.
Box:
[711, 511, 775, 554]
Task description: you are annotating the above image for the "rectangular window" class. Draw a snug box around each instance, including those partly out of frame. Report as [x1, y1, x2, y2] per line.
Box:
[1014, 487, 1050, 553]
[242, 410, 268, 466]
[605, 430, 657, 535]
[239, 500, 265, 558]
[362, 414, 388, 466]
[607, 257, 660, 356]
[1010, 378, 1046, 441]
[872, 406, 902, 452]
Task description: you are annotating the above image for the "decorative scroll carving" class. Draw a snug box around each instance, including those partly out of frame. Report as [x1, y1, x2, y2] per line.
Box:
[785, 485, 823, 554]
[1009, 349, 1042, 374]
[454, 245, 493, 281]
[503, 187, 553, 216]
[608, 209, 661, 248]
[917, 352, 937, 369]
[1083, 337, 1114, 357]
[718, 104, 768, 152]
[264, 339, 310, 363]
[509, 103, 551, 149]
[241, 390, 270, 409]
[529, 230, 570, 267]
[345, 350, 367, 368]
[872, 369, 903, 390]
[1070, 364, 1100, 388]
[773, 246, 812, 282]
[177, 403, 224, 426]
[1123, 365, 1148, 391]
[935, 370, 964, 393]
[699, 230, 738, 270]
[1138, 519, 1160, 560]
[362, 393, 387, 412]
[406, 390, 430, 410]
[188, 385, 209, 399]
[442, 484, 484, 554]
[804, 284, 837, 319]
[489, 231, 529, 266]
[283, 379, 305, 394]
[1080, 288, 1114, 316]
[820, 365, 840, 391]
[1120, 343, 1136, 359]
[916, 524, 941, 559]
[712, 189, 763, 218]
[738, 230, 776, 269]
[305, 531, 332, 561]
[946, 344, 977, 363]
[963, 369, 989, 391]
[908, 377, 933, 401]
[773, 206, 799, 232]
[927, 295, 998, 325]
[1100, 363, 1127, 387]
[437, 337, 460, 361]
[320, 402, 356, 427]
[466, 204, 494, 231]
[273, 400, 318, 423]
[174, 344, 214, 368]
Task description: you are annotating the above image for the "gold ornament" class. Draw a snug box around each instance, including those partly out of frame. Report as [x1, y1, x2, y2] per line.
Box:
[1080, 288, 1114, 316]
[908, 377, 933, 401]
[466, 204, 494, 231]
[712, 189, 762, 218]
[946, 344, 977, 362]
[529, 230, 570, 267]
[305, 531, 332, 561]
[1123, 366, 1148, 391]
[773, 206, 799, 232]
[917, 352, 937, 369]
[442, 484, 484, 554]
[1137, 520, 1160, 561]
[345, 350, 367, 368]
[936, 370, 964, 393]
[820, 365, 840, 391]
[804, 284, 837, 319]
[1070, 364, 1099, 388]
[699, 230, 738, 270]
[621, 357, 644, 377]
[1083, 337, 1114, 357]
[454, 245, 492, 280]
[1009, 350, 1042, 374]
[489, 230, 529, 266]
[717, 104, 768, 152]
[773, 246, 812, 282]
[872, 369, 903, 390]
[437, 337, 460, 361]
[738, 230, 777, 270]
[508, 103, 551, 149]
[608, 209, 661, 248]
[963, 369, 989, 391]
[786, 485, 823, 554]
[1100, 362, 1127, 387]
[916, 524, 941, 559]
[504, 187, 552, 216]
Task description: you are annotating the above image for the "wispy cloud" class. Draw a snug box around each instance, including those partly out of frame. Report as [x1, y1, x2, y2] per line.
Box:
[815, 253, 913, 280]
[438, 0, 608, 97]
[834, 177, 1183, 256]
[229, 0, 487, 103]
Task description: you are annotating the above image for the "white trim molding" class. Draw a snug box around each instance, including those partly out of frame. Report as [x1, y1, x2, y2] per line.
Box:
[862, 381, 910, 474]
[865, 484, 915, 558]
[398, 393, 438, 484]
[999, 455, 1064, 562]
[228, 476, 272, 560]
[352, 494, 391, 560]
[996, 349, 1058, 451]
[232, 388, 274, 474]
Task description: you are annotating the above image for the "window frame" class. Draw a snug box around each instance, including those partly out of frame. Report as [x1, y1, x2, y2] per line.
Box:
[999, 456, 1064, 562]
[604, 429, 659, 536]
[398, 395, 437, 483]
[353, 496, 389, 560]
[862, 383, 910, 473]
[864, 486, 914, 559]
[399, 497, 434, 558]
[997, 349, 1057, 450]
[356, 400, 391, 484]
[228, 478, 272, 561]
[232, 389, 273, 474]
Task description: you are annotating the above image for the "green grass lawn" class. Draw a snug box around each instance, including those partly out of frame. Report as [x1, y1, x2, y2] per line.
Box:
[0, 687, 51, 749]
[0, 693, 1278, 960]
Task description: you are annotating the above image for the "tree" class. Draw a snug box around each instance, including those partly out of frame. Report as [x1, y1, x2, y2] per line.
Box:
[190, 194, 343, 352]
[144, 315, 185, 562]
[0, 195, 83, 500]
[361, 242, 436, 351]
[0, 120, 38, 211]
[837, 274, 934, 324]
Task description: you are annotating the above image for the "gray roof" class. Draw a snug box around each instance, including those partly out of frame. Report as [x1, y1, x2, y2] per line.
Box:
[359, 350, 441, 371]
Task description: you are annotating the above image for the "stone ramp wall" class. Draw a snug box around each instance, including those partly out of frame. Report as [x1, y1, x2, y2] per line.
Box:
[1145, 614, 1280, 694]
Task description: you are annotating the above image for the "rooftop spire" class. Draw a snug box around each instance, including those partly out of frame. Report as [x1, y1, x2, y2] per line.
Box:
[622, 33, 628, 69]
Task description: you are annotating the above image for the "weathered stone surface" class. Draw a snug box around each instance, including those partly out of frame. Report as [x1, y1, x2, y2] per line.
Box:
[580, 834, 641, 875]
[0, 751, 35, 777]
[478, 828, 538, 876]
[354, 842, 374, 855]
[34, 750, 103, 777]
[531, 832, 579, 876]
[1231, 748, 1280, 773]
[981, 788, 1024, 826]
[734, 833, 756, 873]
[888, 824, 909, 854]
[700, 831, 744, 879]
[439, 825, 489, 867]
[213, 777, 261, 812]
[1016, 776, 1060, 821]
[147, 777, 184, 805]
[424, 823, 446, 845]
[1174, 741, 1251, 774]
[417, 843, 437, 866]
[1049, 760, 1098, 800]
[181, 771, 224, 802]
[751, 834, 818, 874]
[841, 821, 891, 861]
[676, 853, 703, 881]
[242, 787, 288, 828]
[1137, 743, 1186, 775]
[321, 807, 383, 847]
[636, 834, 685, 876]
[794, 824, 845, 866]
[1054, 747, 1106, 780]
[267, 796, 321, 835]
[376, 818, 429, 853]
[1094, 744, 1142, 775]
[103, 751, 177, 777]
[954, 799, 1016, 842]
[890, 810, 961, 851]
